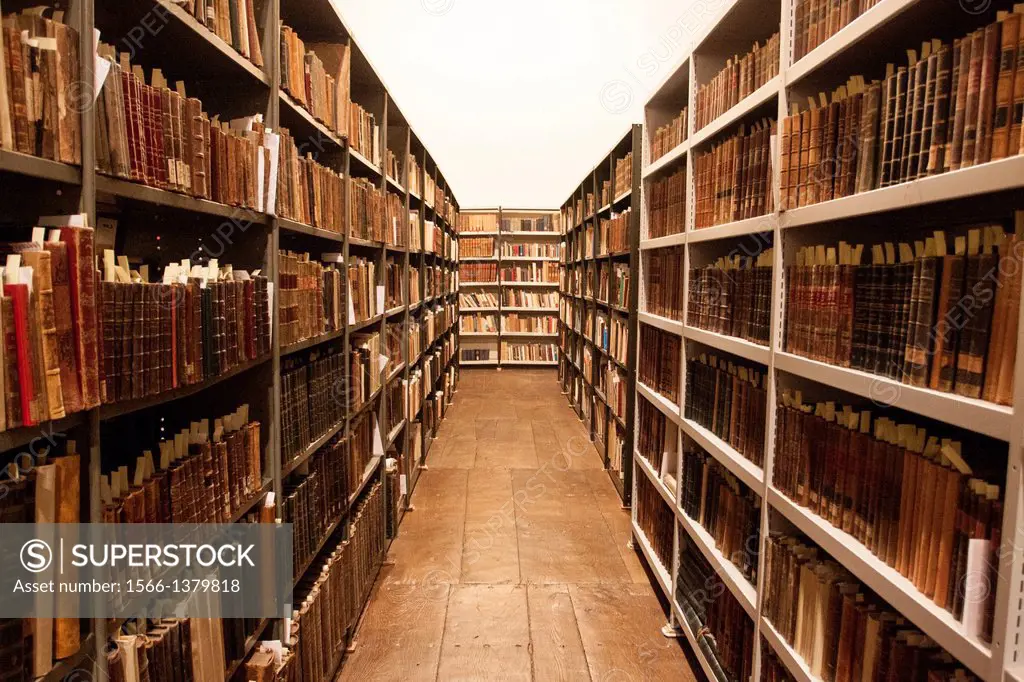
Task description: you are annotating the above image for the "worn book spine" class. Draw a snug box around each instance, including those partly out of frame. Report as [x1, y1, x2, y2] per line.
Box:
[955, 252, 997, 398]
[974, 22, 1002, 166]
[961, 30, 986, 168]
[18, 249, 65, 419]
[993, 14, 1022, 159]
[927, 45, 954, 175]
[950, 36, 974, 171]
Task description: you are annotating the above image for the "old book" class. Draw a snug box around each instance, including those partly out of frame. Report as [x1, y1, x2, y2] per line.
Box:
[974, 22, 1002, 165]
[928, 247, 966, 393]
[960, 30, 985, 168]
[54, 451, 79, 658]
[950, 35, 974, 171]
[993, 13, 1022, 159]
[5, 263, 36, 425]
[955, 231, 998, 398]
[59, 226, 100, 407]
[42, 238, 81, 414]
[15, 246, 64, 420]
[927, 44, 955, 175]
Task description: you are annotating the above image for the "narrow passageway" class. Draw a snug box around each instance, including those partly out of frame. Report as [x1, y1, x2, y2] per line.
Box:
[339, 370, 697, 681]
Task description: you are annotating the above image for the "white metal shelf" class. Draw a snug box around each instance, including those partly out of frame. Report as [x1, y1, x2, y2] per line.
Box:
[688, 213, 777, 243]
[768, 487, 992, 679]
[774, 351, 1014, 442]
[638, 311, 684, 337]
[637, 381, 683, 427]
[631, 518, 673, 598]
[759, 617, 820, 682]
[640, 232, 687, 250]
[678, 506, 758, 619]
[643, 141, 690, 179]
[681, 418, 765, 493]
[683, 326, 770, 365]
[689, 76, 781, 149]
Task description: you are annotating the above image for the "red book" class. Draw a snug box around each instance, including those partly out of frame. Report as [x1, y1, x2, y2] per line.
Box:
[60, 227, 101, 408]
[5, 280, 35, 426]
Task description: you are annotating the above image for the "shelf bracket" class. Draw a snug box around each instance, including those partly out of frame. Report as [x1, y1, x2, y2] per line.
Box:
[661, 623, 683, 639]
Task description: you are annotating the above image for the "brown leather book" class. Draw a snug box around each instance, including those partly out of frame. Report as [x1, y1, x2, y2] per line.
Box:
[949, 36, 974, 171]
[54, 452, 79, 659]
[961, 30, 986, 168]
[927, 44, 954, 175]
[58, 227, 100, 408]
[993, 13, 1022, 159]
[16, 247, 65, 419]
[929, 252, 965, 392]
[974, 22, 1002, 166]
[955, 242, 997, 398]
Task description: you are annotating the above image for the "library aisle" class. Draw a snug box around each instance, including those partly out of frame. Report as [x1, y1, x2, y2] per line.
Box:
[339, 369, 696, 681]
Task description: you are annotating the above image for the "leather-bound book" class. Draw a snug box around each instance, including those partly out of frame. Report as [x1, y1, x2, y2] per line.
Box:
[974, 22, 1001, 166]
[5, 264, 36, 426]
[929, 243, 966, 392]
[961, 30, 986, 168]
[53, 452, 79, 659]
[15, 246, 64, 419]
[955, 231, 997, 398]
[902, 54, 926, 182]
[59, 227, 100, 407]
[927, 44, 954, 175]
[984, 233, 1022, 405]
[993, 13, 1022, 159]
[129, 282, 143, 400]
[949, 35, 974, 171]
[903, 245, 941, 387]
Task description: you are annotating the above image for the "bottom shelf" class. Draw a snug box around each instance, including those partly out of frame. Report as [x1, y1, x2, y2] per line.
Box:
[760, 616, 817, 682]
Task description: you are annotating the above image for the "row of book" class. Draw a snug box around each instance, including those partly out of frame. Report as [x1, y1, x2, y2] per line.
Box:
[279, 251, 343, 348]
[604, 210, 630, 254]
[384, 376, 404, 438]
[684, 353, 768, 468]
[792, 0, 883, 64]
[283, 430, 349, 577]
[460, 314, 497, 333]
[407, 154, 423, 197]
[280, 25, 349, 138]
[503, 290, 558, 308]
[781, 12, 1024, 210]
[102, 404, 263, 526]
[277, 128, 344, 232]
[288, 481, 385, 682]
[459, 213, 498, 233]
[501, 342, 557, 362]
[347, 256, 379, 324]
[784, 225, 1020, 405]
[384, 258, 403, 311]
[501, 263, 559, 283]
[350, 177, 403, 245]
[680, 443, 760, 583]
[638, 324, 681, 403]
[503, 314, 557, 334]
[694, 121, 776, 229]
[688, 251, 773, 347]
[612, 263, 630, 308]
[637, 396, 672, 479]
[651, 107, 688, 162]
[611, 314, 629, 365]
[460, 262, 496, 283]
[501, 215, 556, 233]
[459, 291, 498, 307]
[177, 0, 264, 69]
[349, 100, 380, 168]
[676, 537, 755, 682]
[694, 33, 780, 131]
[280, 346, 345, 465]
[774, 390, 1002, 640]
[106, 618, 240, 682]
[645, 246, 684, 322]
[96, 46, 274, 211]
[635, 473, 675, 572]
[460, 237, 494, 258]
[648, 166, 687, 239]
[614, 151, 633, 196]
[0, 441, 81, 673]
[763, 531, 984, 682]
[0, 10, 81, 164]
[502, 242, 558, 258]
[350, 331, 383, 409]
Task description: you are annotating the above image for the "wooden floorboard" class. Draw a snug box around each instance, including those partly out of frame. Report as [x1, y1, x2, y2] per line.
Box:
[336, 369, 697, 681]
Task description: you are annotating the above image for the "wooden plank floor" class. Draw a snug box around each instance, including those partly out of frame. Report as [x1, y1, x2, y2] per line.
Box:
[338, 369, 700, 682]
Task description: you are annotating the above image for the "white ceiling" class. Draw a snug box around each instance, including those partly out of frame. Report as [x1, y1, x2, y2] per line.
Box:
[335, 0, 724, 209]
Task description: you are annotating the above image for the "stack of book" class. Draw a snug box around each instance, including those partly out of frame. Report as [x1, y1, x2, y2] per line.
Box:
[502, 242, 558, 258]
[604, 210, 630, 253]
[277, 129, 345, 232]
[695, 33, 780, 131]
[635, 473, 674, 572]
[774, 389, 1003, 641]
[280, 25, 349, 136]
[95, 45, 276, 211]
[645, 246, 684, 321]
[694, 121, 776, 229]
[650, 108, 688, 161]
[280, 347, 345, 466]
[763, 532, 985, 680]
[647, 166, 687, 238]
[613, 263, 630, 308]
[679, 441, 760, 583]
[638, 323, 681, 403]
[102, 403, 263, 525]
[688, 249, 773, 346]
[793, 0, 883, 63]
[175, 0, 264, 68]
[782, 11, 1024, 210]
[684, 353, 767, 468]
[785, 225, 1021, 404]
[0, 9, 81, 164]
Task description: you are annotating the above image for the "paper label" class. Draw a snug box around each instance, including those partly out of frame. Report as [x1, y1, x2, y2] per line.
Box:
[400, 474, 408, 496]
[376, 285, 385, 315]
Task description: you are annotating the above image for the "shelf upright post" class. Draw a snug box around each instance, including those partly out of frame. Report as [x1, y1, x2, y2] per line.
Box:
[624, 123, 642, 508]
[377, 95, 389, 537]
[497, 206, 503, 367]
[401, 127, 412, 514]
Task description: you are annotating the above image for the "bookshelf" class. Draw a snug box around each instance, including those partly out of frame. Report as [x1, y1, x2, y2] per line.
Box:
[457, 208, 561, 368]
[558, 125, 641, 504]
[0, 0, 460, 679]
[632, 1, 1024, 682]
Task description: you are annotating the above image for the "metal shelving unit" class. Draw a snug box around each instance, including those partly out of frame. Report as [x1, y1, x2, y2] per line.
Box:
[0, 0, 462, 678]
